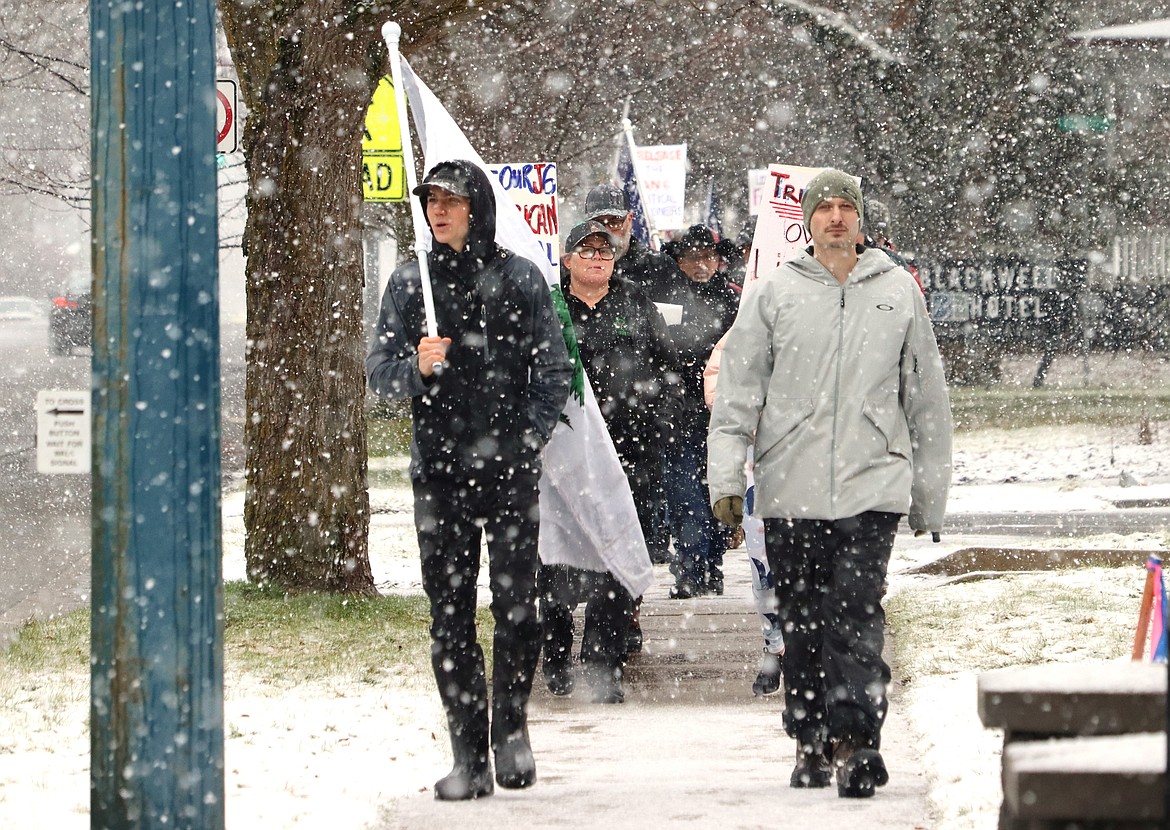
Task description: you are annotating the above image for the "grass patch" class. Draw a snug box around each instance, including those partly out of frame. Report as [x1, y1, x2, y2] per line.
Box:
[887, 566, 1140, 683]
[1, 582, 495, 690]
[2, 612, 89, 675]
[950, 387, 1170, 432]
[223, 581, 436, 685]
[367, 416, 412, 457]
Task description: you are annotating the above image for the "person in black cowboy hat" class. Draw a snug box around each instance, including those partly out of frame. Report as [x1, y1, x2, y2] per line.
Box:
[367, 160, 572, 801]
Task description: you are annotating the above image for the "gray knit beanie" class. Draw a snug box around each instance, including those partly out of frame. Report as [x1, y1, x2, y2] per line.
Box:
[801, 168, 864, 232]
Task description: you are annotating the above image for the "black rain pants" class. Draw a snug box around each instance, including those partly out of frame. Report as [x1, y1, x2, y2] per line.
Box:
[763, 511, 899, 751]
[414, 472, 542, 761]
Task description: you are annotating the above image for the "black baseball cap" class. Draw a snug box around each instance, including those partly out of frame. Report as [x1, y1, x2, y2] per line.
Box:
[584, 184, 629, 221]
[565, 220, 618, 252]
[412, 165, 470, 199]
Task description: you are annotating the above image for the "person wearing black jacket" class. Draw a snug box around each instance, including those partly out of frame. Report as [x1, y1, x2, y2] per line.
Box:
[584, 184, 681, 565]
[538, 220, 679, 703]
[659, 225, 739, 599]
[366, 160, 572, 801]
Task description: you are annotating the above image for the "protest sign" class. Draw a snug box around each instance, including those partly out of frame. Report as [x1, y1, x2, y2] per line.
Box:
[486, 162, 559, 271]
[633, 144, 687, 232]
[747, 168, 771, 216]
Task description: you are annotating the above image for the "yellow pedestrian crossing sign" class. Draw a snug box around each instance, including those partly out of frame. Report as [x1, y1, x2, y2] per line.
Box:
[362, 76, 406, 202]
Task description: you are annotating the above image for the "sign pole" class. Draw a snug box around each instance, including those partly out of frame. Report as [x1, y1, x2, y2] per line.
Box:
[90, 0, 224, 825]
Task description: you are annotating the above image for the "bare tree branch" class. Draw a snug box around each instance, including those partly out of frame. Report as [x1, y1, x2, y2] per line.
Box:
[0, 35, 88, 94]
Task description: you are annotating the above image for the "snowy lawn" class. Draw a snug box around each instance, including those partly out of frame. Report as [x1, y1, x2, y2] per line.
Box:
[886, 566, 1150, 829]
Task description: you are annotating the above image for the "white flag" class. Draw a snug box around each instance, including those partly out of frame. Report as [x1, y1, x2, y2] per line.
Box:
[399, 60, 653, 598]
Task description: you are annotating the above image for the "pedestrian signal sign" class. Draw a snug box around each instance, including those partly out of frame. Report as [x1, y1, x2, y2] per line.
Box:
[362, 76, 405, 202]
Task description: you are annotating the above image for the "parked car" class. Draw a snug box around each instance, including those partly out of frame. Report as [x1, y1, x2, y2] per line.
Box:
[49, 272, 91, 355]
[0, 295, 45, 322]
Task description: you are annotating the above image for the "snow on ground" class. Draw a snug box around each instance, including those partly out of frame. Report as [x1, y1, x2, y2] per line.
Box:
[2, 388, 1168, 828]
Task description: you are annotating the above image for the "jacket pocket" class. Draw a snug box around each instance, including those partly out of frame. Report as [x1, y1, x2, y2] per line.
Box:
[861, 396, 912, 460]
[755, 398, 815, 464]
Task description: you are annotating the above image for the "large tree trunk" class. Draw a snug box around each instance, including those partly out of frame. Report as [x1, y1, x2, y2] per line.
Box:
[222, 5, 380, 594]
[218, 2, 505, 594]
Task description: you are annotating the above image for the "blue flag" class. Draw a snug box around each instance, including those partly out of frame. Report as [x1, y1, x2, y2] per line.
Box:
[617, 138, 652, 247]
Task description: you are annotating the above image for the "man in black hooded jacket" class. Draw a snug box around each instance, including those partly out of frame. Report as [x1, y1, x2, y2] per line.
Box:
[366, 160, 572, 801]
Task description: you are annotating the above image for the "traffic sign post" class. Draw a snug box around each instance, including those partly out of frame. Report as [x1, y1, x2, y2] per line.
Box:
[35, 390, 91, 474]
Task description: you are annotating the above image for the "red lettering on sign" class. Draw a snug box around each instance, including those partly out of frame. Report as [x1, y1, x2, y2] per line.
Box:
[522, 203, 559, 236]
[771, 171, 789, 199]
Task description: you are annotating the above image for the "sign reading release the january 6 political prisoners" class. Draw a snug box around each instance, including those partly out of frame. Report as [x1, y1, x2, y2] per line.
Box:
[362, 76, 406, 202]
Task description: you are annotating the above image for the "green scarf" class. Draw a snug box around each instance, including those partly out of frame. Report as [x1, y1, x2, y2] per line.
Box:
[549, 285, 585, 426]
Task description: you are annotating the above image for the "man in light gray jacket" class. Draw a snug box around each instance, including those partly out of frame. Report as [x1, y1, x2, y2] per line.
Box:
[707, 168, 952, 799]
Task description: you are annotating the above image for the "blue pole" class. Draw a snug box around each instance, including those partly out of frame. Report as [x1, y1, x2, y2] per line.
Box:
[89, 0, 224, 826]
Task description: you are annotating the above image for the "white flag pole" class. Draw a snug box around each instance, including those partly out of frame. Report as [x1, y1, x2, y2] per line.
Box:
[620, 117, 659, 246]
[382, 22, 441, 364]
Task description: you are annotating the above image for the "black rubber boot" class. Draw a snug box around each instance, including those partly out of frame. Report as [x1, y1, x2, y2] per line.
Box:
[434, 713, 493, 801]
[625, 599, 644, 655]
[582, 661, 625, 704]
[492, 723, 536, 790]
[491, 632, 540, 790]
[431, 638, 493, 801]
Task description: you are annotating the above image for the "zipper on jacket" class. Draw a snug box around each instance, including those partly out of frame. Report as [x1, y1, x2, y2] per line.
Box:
[481, 302, 489, 362]
[829, 284, 847, 512]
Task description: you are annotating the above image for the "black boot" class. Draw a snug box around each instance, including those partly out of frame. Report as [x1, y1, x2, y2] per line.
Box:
[582, 661, 625, 704]
[434, 713, 493, 801]
[833, 740, 888, 798]
[492, 634, 540, 790]
[790, 741, 832, 788]
[543, 658, 574, 696]
[541, 620, 575, 696]
[492, 723, 536, 789]
[431, 637, 493, 801]
[625, 599, 644, 655]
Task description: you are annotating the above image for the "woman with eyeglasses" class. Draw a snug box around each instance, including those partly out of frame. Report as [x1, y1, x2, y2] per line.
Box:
[536, 219, 681, 706]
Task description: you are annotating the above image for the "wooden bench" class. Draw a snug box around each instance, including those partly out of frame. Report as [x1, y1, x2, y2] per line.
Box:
[977, 661, 1167, 829]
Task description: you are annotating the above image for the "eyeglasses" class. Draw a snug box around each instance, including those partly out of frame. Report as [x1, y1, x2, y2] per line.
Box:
[574, 246, 615, 261]
[679, 249, 718, 262]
